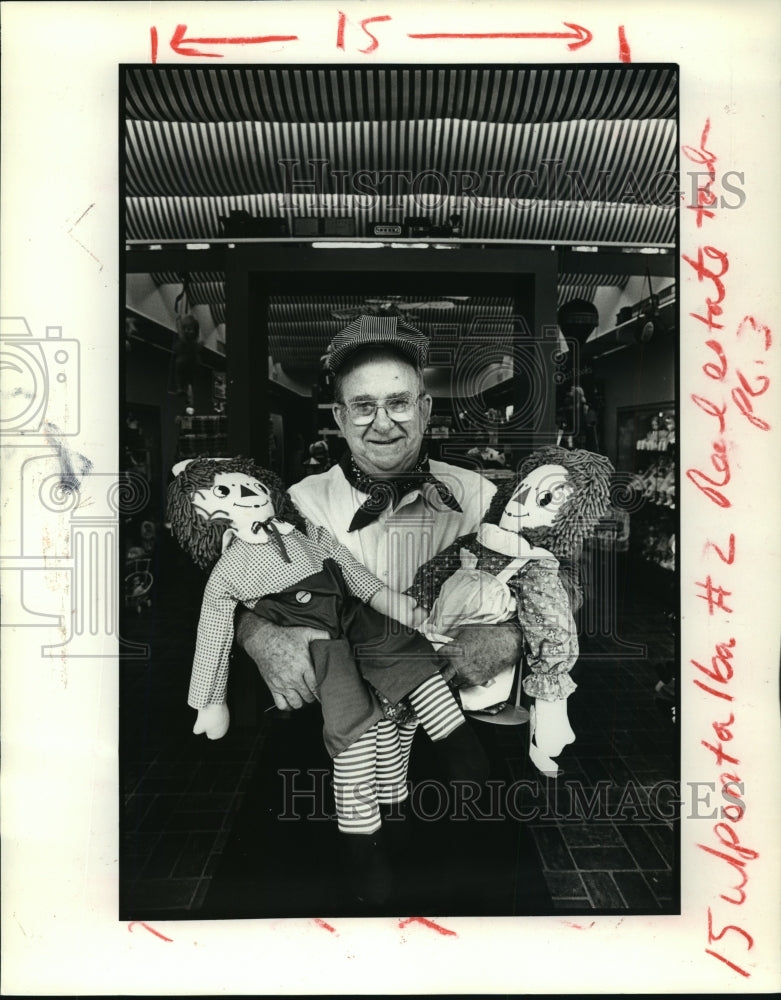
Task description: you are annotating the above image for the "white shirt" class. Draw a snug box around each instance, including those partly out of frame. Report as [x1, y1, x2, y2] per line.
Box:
[289, 459, 496, 592]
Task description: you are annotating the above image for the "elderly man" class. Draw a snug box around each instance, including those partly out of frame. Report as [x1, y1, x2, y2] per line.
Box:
[236, 314, 523, 710]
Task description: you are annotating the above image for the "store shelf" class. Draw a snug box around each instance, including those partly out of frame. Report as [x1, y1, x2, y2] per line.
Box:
[616, 403, 677, 573]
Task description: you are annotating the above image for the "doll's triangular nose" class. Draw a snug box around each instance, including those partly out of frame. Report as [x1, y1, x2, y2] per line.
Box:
[516, 486, 530, 505]
[240, 485, 258, 498]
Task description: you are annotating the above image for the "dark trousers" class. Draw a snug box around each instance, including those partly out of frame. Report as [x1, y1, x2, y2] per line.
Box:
[252, 559, 447, 756]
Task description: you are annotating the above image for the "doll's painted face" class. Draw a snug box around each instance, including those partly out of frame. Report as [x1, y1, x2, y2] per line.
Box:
[192, 472, 276, 541]
[499, 464, 573, 532]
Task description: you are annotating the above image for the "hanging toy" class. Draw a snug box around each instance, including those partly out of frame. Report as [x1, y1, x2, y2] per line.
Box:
[407, 447, 614, 776]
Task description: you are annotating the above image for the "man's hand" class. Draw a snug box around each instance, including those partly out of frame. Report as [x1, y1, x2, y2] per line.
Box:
[235, 610, 328, 711]
[439, 622, 524, 687]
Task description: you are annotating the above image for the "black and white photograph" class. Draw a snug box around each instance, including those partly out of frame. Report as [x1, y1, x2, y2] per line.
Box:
[120, 61, 681, 920]
[3, 3, 780, 995]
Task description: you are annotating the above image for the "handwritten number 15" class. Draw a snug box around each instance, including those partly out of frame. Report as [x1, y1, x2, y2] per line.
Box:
[706, 906, 753, 978]
[336, 12, 392, 53]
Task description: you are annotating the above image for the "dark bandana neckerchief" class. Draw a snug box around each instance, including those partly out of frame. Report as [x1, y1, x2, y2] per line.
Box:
[340, 450, 462, 532]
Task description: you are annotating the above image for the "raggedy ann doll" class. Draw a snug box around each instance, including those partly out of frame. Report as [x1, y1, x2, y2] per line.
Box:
[407, 447, 614, 776]
[166, 456, 488, 903]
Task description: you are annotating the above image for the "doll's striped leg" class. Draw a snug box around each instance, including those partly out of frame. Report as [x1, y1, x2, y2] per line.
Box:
[375, 718, 412, 806]
[397, 721, 417, 779]
[406, 673, 465, 739]
[333, 723, 393, 904]
[406, 674, 489, 782]
[332, 723, 381, 834]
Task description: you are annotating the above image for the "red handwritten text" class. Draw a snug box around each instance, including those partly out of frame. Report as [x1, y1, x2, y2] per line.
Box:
[313, 917, 337, 933]
[682, 120, 718, 227]
[151, 23, 299, 61]
[407, 23, 593, 50]
[617, 25, 631, 62]
[692, 637, 754, 976]
[398, 916, 457, 937]
[683, 121, 767, 979]
[127, 921, 173, 942]
[705, 532, 736, 565]
[149, 15, 608, 62]
[336, 11, 392, 53]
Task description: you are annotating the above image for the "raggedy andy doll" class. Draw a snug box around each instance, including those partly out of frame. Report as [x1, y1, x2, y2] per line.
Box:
[407, 447, 614, 776]
[166, 456, 488, 903]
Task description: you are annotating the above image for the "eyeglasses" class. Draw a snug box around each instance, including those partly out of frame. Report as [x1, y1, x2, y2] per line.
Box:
[336, 393, 424, 426]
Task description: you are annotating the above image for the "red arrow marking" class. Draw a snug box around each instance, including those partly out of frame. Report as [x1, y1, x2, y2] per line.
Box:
[408, 22, 592, 50]
[398, 916, 457, 937]
[170, 23, 298, 58]
[618, 25, 631, 62]
[128, 921, 173, 942]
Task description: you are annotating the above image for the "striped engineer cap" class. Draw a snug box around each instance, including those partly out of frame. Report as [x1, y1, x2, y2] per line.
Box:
[326, 314, 429, 374]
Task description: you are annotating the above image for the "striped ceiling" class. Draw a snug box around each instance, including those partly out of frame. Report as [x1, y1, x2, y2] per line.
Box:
[125, 65, 677, 125]
[128, 64, 675, 374]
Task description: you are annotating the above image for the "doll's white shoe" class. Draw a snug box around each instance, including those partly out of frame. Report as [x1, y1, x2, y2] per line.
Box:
[529, 704, 563, 777]
[193, 703, 230, 739]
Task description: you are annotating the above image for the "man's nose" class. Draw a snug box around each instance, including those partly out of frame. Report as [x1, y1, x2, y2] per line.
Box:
[371, 405, 396, 430]
[240, 485, 258, 498]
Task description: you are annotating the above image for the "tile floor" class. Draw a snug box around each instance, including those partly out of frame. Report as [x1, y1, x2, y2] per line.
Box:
[120, 538, 679, 917]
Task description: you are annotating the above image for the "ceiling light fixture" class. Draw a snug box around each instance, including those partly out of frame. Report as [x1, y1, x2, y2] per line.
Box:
[311, 241, 385, 249]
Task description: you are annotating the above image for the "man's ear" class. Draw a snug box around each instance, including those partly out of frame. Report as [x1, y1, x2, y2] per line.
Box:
[420, 393, 433, 426]
[332, 402, 347, 436]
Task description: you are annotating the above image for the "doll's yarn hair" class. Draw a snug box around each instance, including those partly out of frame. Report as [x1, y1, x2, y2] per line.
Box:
[166, 456, 306, 570]
[483, 446, 615, 560]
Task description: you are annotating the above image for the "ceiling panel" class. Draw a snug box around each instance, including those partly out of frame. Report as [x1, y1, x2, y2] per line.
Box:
[125, 65, 676, 125]
[129, 64, 677, 371]
[126, 116, 676, 202]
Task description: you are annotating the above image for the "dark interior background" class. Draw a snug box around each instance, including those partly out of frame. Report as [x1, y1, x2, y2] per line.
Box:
[120, 63, 679, 919]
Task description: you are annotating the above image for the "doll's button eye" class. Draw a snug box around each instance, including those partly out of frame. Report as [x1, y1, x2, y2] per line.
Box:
[538, 490, 553, 507]
[295, 591, 312, 604]
[213, 484, 230, 498]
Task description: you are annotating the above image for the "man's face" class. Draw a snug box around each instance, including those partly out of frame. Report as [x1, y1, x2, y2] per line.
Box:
[333, 356, 433, 475]
[498, 464, 572, 533]
[192, 471, 276, 542]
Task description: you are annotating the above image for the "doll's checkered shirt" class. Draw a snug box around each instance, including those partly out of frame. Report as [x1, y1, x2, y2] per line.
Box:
[188, 521, 384, 708]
